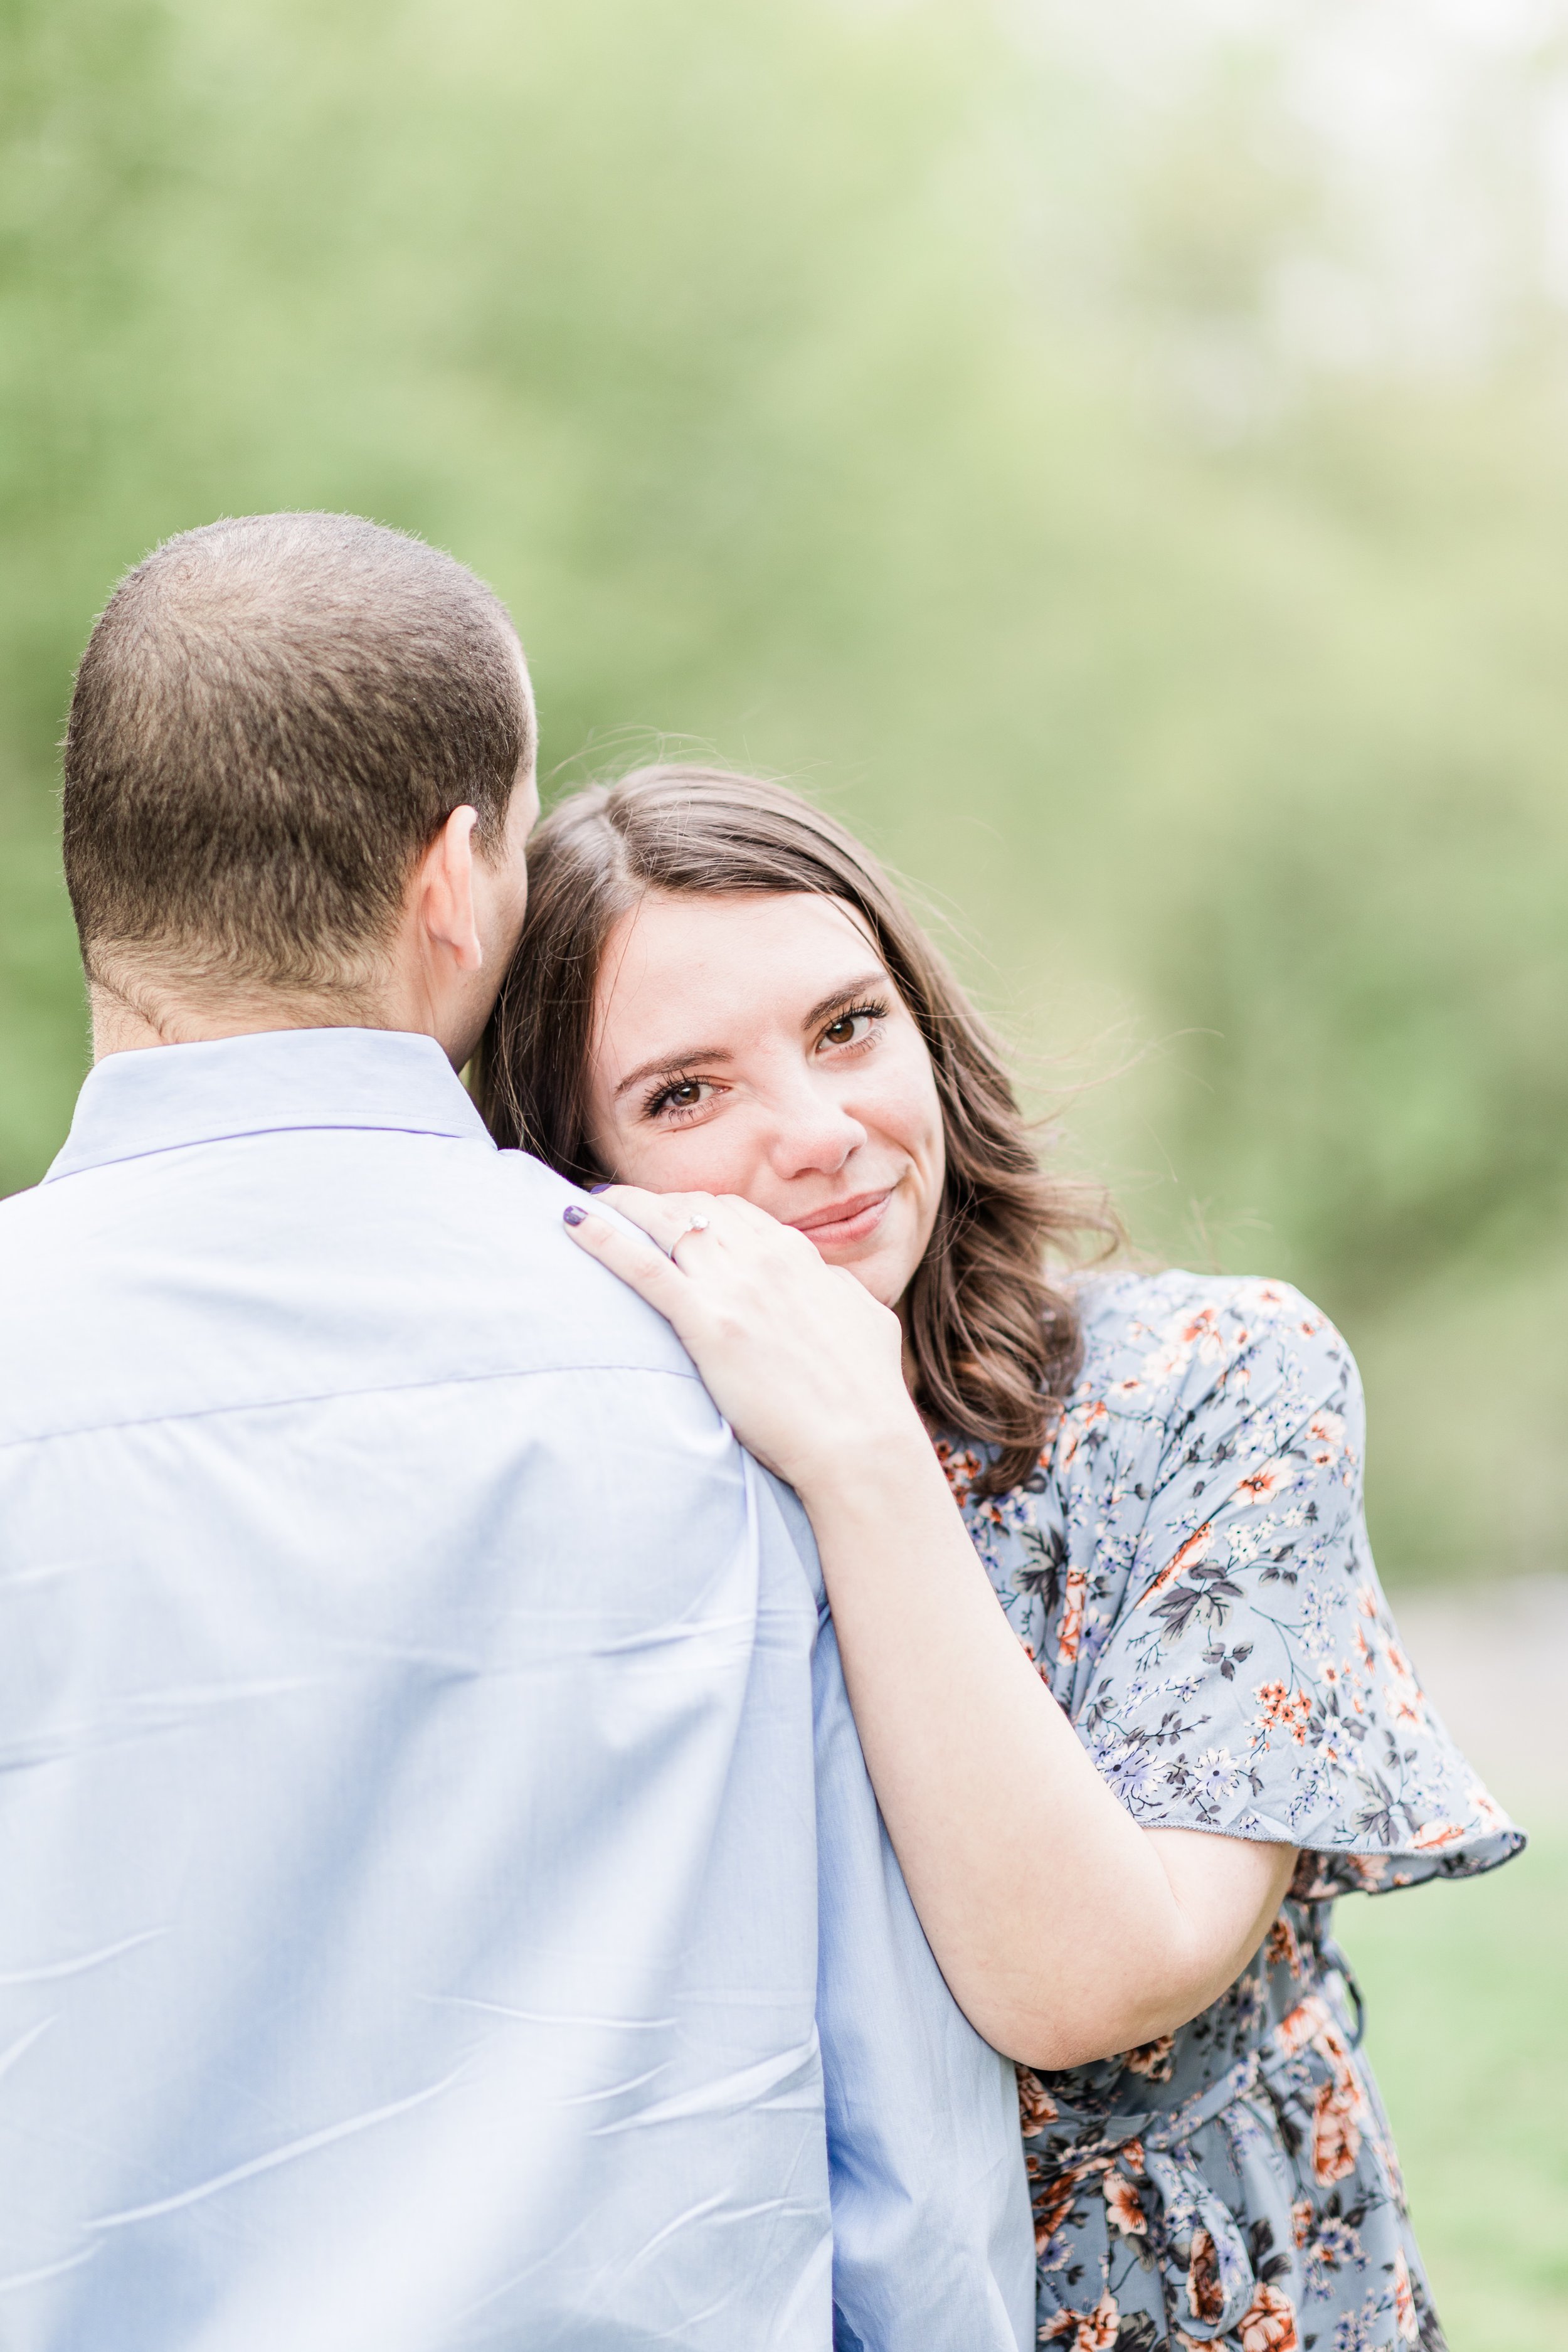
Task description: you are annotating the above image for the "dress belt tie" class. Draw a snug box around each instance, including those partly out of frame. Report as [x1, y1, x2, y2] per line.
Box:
[1036, 1942, 1365, 2343]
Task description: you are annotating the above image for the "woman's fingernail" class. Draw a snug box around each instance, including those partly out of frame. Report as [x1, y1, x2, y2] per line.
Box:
[588, 1182, 611, 1195]
[563, 1204, 588, 1227]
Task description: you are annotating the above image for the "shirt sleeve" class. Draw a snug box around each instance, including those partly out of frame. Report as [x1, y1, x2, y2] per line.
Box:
[1071, 1279, 1524, 1896]
[754, 1471, 1036, 2352]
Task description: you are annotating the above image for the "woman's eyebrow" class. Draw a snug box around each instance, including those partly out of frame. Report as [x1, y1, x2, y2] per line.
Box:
[613, 1044, 734, 1101]
[802, 972, 890, 1032]
[612, 970, 890, 1100]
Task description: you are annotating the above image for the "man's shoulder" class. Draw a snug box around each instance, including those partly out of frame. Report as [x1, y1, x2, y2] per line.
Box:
[0, 1130, 700, 1439]
[403, 1140, 698, 1376]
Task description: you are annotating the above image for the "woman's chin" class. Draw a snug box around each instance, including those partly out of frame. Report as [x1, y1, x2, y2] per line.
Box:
[807, 1236, 913, 1310]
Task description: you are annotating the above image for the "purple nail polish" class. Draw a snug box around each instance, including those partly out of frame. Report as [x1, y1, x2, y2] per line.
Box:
[563, 1204, 587, 1227]
[588, 1182, 611, 1195]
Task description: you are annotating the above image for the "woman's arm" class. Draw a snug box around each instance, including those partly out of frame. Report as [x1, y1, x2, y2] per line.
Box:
[802, 1429, 1294, 2065]
[563, 1189, 1295, 2069]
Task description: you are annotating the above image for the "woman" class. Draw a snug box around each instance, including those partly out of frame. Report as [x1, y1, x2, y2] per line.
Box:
[476, 765, 1520, 2352]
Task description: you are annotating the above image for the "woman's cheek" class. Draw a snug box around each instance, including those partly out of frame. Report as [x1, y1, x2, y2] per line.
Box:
[877, 1066, 945, 1189]
[660, 1127, 756, 1197]
[605, 1124, 681, 1190]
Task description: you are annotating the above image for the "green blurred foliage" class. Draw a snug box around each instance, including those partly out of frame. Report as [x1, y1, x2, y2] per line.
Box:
[2, 0, 1565, 1578]
[1341, 1830, 1568, 2350]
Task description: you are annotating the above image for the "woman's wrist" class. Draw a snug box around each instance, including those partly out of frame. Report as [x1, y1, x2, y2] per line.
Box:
[787, 1404, 946, 1518]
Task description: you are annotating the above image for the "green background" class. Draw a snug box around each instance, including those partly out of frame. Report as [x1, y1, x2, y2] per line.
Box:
[1342, 1830, 1566, 2352]
[6, 0, 1565, 1587]
[4, 10, 1565, 2339]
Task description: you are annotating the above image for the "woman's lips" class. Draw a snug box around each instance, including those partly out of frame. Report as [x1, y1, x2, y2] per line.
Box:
[788, 1188, 894, 1248]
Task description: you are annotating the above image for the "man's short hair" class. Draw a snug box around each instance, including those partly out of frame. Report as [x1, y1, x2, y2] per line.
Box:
[62, 512, 535, 993]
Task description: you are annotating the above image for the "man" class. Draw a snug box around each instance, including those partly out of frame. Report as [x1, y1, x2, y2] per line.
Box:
[0, 515, 1032, 2349]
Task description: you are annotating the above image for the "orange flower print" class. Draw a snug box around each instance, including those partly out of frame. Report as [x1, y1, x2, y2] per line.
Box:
[1234, 1458, 1290, 1507]
[1123, 2032, 1176, 2081]
[1254, 1682, 1313, 1745]
[1305, 1409, 1344, 1468]
[1186, 2226, 1225, 2327]
[1040, 2289, 1121, 2349]
[1392, 2248, 1419, 2345]
[1274, 1994, 1374, 2185]
[1236, 2280, 1300, 2351]
[1076, 2291, 1121, 2351]
[1136, 1520, 1213, 1612]
[1103, 2169, 1147, 2238]
[1411, 1818, 1463, 1852]
[1056, 1396, 1107, 1471]
[1030, 2163, 1089, 2252]
[1382, 1641, 1428, 1731]
[1017, 2065, 1058, 2135]
[1266, 1913, 1303, 1978]
[1291, 2198, 1313, 2250]
[1181, 1306, 1225, 1358]
[1057, 1564, 1087, 1665]
[1275, 1994, 1330, 2057]
[933, 1440, 982, 1508]
[1311, 2079, 1363, 2184]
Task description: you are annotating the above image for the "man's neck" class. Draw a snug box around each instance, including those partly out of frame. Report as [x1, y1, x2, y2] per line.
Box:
[88, 975, 393, 1063]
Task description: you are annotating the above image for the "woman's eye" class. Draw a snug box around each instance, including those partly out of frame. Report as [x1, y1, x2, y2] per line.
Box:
[820, 1009, 879, 1049]
[648, 1078, 713, 1119]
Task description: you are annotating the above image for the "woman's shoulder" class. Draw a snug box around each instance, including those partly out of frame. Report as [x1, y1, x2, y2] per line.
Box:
[1065, 1266, 1359, 1436]
[938, 1268, 1360, 1516]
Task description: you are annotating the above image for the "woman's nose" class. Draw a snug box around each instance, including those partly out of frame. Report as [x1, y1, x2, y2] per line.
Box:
[764, 1084, 866, 1181]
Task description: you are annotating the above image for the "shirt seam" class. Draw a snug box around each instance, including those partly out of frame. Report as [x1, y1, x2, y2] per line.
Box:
[43, 1120, 494, 1182]
[0, 1359, 706, 1456]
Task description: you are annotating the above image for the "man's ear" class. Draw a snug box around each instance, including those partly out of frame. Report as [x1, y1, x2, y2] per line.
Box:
[416, 806, 484, 973]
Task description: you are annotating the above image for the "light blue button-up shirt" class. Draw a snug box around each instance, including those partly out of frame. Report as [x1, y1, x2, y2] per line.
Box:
[0, 1029, 1031, 2351]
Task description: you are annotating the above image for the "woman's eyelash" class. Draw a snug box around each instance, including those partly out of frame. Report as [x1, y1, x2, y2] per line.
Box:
[822, 999, 889, 1038]
[643, 1074, 707, 1119]
[641, 1001, 887, 1119]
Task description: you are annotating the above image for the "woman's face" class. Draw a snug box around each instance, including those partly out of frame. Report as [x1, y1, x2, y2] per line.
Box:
[585, 890, 947, 1309]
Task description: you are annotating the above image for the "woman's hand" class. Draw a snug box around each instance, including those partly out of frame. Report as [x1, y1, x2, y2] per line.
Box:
[564, 1180, 1296, 2072]
[562, 1186, 926, 1499]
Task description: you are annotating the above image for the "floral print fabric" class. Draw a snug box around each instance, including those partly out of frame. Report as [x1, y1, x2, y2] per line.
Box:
[937, 1269, 1523, 2352]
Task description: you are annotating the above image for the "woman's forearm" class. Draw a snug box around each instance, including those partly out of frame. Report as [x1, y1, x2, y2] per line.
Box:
[795, 1426, 1294, 2067]
[556, 1187, 1293, 2064]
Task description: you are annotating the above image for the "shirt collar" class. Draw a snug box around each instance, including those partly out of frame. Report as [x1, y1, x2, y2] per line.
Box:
[44, 1027, 495, 1182]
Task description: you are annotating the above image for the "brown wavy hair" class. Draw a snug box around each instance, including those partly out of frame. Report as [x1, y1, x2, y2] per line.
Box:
[474, 765, 1120, 1497]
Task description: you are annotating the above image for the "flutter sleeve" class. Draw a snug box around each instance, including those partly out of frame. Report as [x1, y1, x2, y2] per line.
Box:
[1070, 1277, 1523, 1896]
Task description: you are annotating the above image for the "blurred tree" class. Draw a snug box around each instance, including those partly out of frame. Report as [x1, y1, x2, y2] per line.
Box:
[1, 0, 1564, 1578]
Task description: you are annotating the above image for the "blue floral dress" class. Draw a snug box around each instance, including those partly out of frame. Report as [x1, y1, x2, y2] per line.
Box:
[936, 1271, 1522, 2352]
